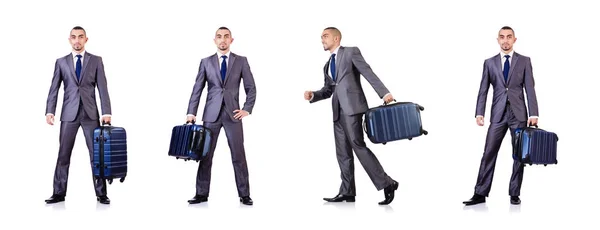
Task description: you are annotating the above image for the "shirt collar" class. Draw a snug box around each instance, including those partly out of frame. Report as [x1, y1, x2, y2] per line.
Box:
[331, 45, 341, 56]
[217, 51, 231, 59]
[72, 50, 86, 59]
[500, 50, 514, 58]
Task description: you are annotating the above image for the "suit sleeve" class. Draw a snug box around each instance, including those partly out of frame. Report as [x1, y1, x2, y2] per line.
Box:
[96, 57, 112, 116]
[241, 57, 257, 114]
[475, 60, 490, 117]
[524, 57, 539, 117]
[350, 47, 390, 98]
[45, 59, 63, 115]
[310, 75, 334, 103]
[187, 59, 207, 116]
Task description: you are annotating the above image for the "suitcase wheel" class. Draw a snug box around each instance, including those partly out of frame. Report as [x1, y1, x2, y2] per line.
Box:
[423, 130, 428, 135]
[108, 179, 113, 184]
[544, 164, 547, 167]
[418, 105, 424, 111]
[195, 160, 199, 162]
[120, 177, 125, 183]
[408, 138, 412, 140]
[176, 157, 179, 159]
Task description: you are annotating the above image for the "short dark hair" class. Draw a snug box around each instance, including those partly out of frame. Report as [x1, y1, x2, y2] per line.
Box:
[500, 26, 514, 36]
[71, 26, 86, 36]
[216, 26, 231, 35]
[324, 27, 342, 40]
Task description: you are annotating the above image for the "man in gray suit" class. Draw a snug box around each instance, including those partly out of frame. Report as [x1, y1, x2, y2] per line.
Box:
[463, 26, 539, 206]
[186, 27, 257, 206]
[44, 26, 112, 205]
[304, 27, 399, 205]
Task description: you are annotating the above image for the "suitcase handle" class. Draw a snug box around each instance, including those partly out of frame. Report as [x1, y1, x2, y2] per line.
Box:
[102, 121, 111, 126]
[383, 99, 396, 105]
[186, 120, 196, 125]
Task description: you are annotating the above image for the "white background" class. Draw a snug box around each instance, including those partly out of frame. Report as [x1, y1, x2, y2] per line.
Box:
[0, 0, 598, 229]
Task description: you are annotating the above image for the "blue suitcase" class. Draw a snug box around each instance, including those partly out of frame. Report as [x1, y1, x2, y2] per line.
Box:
[513, 126, 558, 166]
[168, 122, 213, 162]
[93, 123, 127, 184]
[363, 101, 428, 144]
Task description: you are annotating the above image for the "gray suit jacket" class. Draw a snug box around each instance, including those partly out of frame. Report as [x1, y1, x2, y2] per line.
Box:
[45, 52, 112, 121]
[187, 53, 257, 123]
[310, 46, 389, 119]
[475, 52, 539, 122]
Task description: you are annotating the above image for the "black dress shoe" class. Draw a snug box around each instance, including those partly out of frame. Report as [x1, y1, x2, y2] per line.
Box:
[463, 194, 486, 206]
[97, 196, 110, 204]
[45, 195, 65, 204]
[240, 196, 253, 205]
[323, 194, 355, 202]
[188, 195, 208, 204]
[510, 196, 521, 205]
[378, 181, 399, 205]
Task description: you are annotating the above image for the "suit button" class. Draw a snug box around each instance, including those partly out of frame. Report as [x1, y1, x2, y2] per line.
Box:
[506, 88, 508, 91]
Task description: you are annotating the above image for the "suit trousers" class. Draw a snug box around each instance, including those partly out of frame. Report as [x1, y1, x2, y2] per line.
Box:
[52, 103, 106, 196]
[196, 104, 250, 197]
[333, 100, 394, 195]
[474, 103, 527, 196]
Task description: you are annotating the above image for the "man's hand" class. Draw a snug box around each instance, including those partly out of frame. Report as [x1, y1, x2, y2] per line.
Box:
[528, 117, 538, 127]
[476, 116, 484, 126]
[383, 94, 394, 104]
[304, 91, 313, 100]
[46, 114, 54, 125]
[186, 115, 196, 123]
[102, 116, 111, 125]
[233, 110, 249, 120]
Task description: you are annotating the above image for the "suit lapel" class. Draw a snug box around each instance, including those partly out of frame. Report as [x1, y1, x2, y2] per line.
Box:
[209, 54, 221, 85]
[493, 54, 504, 85]
[334, 46, 345, 82]
[507, 52, 519, 85]
[224, 53, 236, 85]
[80, 52, 92, 83]
[64, 54, 80, 85]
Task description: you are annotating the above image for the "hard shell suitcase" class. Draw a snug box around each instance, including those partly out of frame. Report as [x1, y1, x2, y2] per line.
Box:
[363, 101, 428, 144]
[513, 126, 558, 166]
[93, 122, 127, 184]
[168, 122, 213, 162]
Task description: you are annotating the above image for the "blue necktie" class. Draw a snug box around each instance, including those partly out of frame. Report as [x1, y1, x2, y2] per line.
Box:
[76, 54, 82, 81]
[220, 55, 227, 82]
[330, 53, 336, 82]
[503, 55, 510, 82]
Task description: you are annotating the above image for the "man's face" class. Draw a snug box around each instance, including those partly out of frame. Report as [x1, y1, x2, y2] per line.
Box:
[214, 29, 233, 51]
[497, 29, 516, 52]
[69, 29, 87, 52]
[321, 30, 337, 51]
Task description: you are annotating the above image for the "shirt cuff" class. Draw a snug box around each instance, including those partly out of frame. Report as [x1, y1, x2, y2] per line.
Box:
[187, 114, 195, 117]
[529, 116, 539, 119]
[102, 114, 111, 118]
[476, 115, 483, 118]
[46, 113, 54, 116]
[310, 93, 314, 101]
